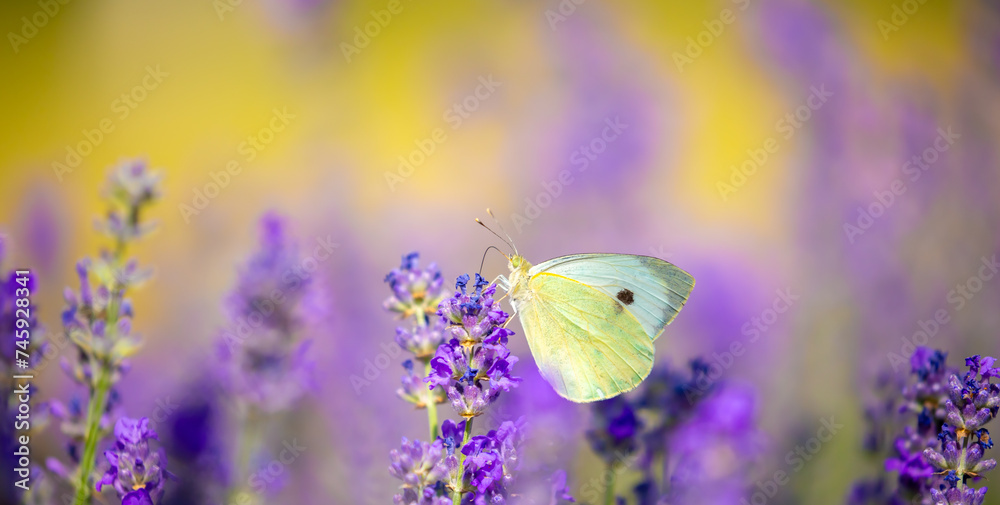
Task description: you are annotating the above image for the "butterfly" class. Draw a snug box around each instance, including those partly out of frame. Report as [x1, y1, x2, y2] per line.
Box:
[478, 212, 695, 403]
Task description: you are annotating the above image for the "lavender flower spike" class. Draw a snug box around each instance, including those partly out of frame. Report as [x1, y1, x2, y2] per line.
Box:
[921, 354, 999, 502]
[97, 417, 170, 503]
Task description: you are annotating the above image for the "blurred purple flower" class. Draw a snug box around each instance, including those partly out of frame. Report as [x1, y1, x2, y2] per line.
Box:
[586, 396, 643, 464]
[99, 159, 162, 243]
[548, 469, 575, 504]
[217, 212, 322, 413]
[584, 360, 761, 504]
[666, 383, 763, 503]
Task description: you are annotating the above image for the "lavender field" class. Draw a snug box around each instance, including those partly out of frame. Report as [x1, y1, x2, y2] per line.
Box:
[2, 1, 1000, 504]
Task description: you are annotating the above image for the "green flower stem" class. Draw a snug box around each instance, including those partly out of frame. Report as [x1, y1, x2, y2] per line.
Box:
[74, 229, 130, 505]
[425, 359, 439, 441]
[452, 418, 474, 505]
[73, 365, 113, 505]
[225, 408, 262, 504]
[604, 463, 616, 505]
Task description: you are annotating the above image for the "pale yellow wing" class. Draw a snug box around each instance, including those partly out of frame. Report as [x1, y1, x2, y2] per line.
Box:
[529, 254, 694, 341]
[515, 272, 654, 403]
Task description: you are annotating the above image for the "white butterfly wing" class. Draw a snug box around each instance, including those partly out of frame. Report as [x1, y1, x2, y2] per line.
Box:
[528, 254, 695, 341]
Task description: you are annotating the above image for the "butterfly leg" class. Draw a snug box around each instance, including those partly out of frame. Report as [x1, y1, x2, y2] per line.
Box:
[493, 274, 510, 292]
[491, 275, 518, 323]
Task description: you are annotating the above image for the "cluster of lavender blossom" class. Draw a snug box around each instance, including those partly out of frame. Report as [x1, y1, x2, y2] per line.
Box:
[584, 359, 764, 505]
[10, 157, 322, 505]
[848, 348, 999, 505]
[37, 160, 172, 505]
[384, 253, 573, 505]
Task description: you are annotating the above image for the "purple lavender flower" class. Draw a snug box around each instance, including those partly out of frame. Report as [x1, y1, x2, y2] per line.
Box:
[385, 252, 446, 325]
[440, 419, 466, 456]
[437, 274, 508, 346]
[458, 419, 525, 503]
[389, 438, 456, 501]
[399, 360, 446, 408]
[385, 258, 568, 505]
[427, 274, 520, 419]
[868, 347, 958, 501]
[927, 486, 988, 505]
[384, 253, 451, 424]
[45, 161, 163, 505]
[396, 316, 448, 360]
[97, 417, 170, 503]
[921, 354, 998, 496]
[853, 349, 998, 504]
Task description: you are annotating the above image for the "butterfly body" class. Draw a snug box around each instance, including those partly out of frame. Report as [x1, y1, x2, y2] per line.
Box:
[499, 253, 694, 403]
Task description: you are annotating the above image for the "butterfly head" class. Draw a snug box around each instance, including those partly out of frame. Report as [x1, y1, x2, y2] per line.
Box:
[509, 254, 531, 272]
[507, 255, 532, 297]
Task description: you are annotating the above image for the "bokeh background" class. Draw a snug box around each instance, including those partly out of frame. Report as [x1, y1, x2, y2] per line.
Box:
[2, 0, 1000, 503]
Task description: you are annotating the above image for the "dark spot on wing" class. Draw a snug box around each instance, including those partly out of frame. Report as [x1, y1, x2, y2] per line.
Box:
[616, 289, 634, 305]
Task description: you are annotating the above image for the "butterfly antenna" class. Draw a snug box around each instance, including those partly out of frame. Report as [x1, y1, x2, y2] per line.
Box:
[476, 217, 516, 255]
[478, 245, 508, 275]
[486, 208, 518, 255]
